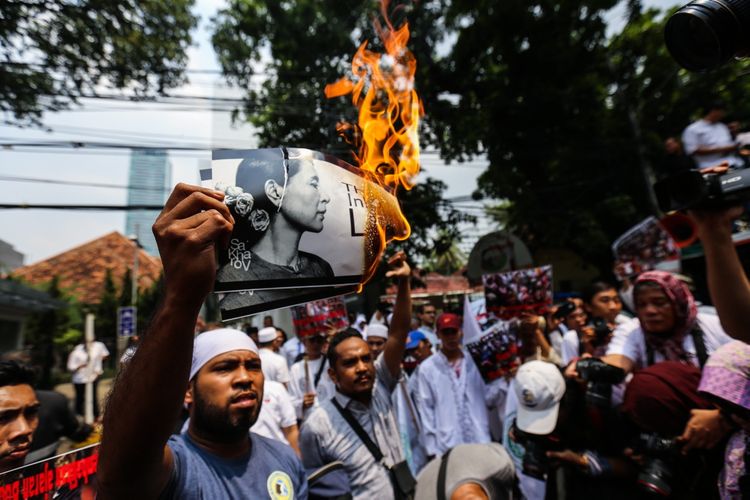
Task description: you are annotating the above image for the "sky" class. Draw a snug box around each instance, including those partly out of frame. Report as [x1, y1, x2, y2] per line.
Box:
[0, 0, 679, 265]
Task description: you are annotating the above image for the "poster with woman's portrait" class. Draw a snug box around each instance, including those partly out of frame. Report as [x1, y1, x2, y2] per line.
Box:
[203, 147, 405, 293]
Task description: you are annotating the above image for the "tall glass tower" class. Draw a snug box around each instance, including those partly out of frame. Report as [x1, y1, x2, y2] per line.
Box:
[126, 149, 171, 256]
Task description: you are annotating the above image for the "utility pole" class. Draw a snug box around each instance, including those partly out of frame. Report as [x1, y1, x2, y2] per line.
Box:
[84, 313, 95, 424]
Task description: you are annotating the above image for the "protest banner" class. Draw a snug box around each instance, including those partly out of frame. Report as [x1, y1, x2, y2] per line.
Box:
[612, 216, 680, 280]
[0, 443, 99, 500]
[483, 265, 553, 320]
[218, 286, 356, 321]
[291, 296, 349, 338]
[466, 325, 520, 383]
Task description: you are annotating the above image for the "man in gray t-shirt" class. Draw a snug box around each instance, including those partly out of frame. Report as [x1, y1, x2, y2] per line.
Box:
[97, 184, 307, 499]
[415, 443, 515, 500]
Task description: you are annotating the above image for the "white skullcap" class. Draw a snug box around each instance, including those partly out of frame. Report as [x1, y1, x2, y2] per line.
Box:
[366, 324, 389, 340]
[258, 326, 278, 343]
[190, 328, 258, 381]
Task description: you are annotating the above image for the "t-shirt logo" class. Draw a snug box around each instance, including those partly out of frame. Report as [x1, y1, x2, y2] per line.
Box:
[267, 470, 294, 500]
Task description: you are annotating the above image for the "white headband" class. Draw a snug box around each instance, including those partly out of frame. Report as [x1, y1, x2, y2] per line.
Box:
[190, 328, 259, 381]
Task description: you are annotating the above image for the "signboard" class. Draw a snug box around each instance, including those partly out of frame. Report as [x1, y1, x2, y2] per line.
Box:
[0, 443, 99, 499]
[483, 265, 553, 320]
[117, 307, 137, 337]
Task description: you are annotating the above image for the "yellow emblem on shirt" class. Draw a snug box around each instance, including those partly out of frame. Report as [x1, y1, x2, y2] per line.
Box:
[267, 470, 294, 500]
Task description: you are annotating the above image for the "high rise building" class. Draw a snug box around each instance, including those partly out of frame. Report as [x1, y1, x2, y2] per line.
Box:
[126, 149, 171, 256]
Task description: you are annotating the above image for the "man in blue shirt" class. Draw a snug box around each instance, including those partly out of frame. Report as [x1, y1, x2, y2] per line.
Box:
[97, 184, 307, 499]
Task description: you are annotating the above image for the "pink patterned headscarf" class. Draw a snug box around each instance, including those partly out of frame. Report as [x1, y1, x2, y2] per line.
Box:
[634, 270, 698, 363]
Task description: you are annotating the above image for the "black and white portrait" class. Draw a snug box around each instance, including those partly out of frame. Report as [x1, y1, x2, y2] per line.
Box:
[205, 148, 387, 293]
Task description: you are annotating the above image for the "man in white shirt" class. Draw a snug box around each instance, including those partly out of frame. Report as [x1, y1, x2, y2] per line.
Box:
[251, 379, 300, 456]
[257, 326, 290, 387]
[682, 101, 738, 169]
[288, 331, 335, 420]
[415, 313, 491, 459]
[281, 335, 305, 367]
[67, 337, 109, 419]
[415, 303, 438, 348]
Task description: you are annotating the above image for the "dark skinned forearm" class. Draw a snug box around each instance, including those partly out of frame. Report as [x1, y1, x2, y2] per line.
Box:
[98, 296, 199, 497]
[384, 276, 411, 377]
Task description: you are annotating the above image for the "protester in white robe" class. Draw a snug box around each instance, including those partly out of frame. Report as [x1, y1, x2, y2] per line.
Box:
[415, 314, 491, 458]
[287, 331, 335, 420]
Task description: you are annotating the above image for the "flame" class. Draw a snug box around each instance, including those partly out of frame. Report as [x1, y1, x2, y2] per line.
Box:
[325, 0, 423, 285]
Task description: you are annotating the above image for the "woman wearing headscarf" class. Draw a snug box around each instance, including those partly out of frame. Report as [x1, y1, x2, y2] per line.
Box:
[603, 270, 732, 374]
[699, 341, 750, 499]
[601, 270, 734, 456]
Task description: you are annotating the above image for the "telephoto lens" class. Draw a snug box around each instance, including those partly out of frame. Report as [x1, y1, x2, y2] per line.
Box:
[665, 0, 750, 71]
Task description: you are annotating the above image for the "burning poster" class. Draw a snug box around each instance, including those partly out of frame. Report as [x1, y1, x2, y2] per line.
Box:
[483, 265, 553, 320]
[203, 148, 408, 294]
[612, 216, 680, 280]
[291, 296, 349, 338]
[466, 320, 520, 383]
[0, 443, 99, 499]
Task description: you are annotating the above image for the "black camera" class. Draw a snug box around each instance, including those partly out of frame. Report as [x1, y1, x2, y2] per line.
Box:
[575, 358, 626, 407]
[589, 317, 613, 346]
[632, 432, 680, 497]
[511, 422, 563, 480]
[654, 167, 750, 212]
[665, 0, 750, 72]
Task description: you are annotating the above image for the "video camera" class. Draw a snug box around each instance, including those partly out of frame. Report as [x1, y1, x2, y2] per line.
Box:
[631, 432, 681, 498]
[654, 168, 750, 212]
[575, 358, 626, 407]
[511, 422, 564, 480]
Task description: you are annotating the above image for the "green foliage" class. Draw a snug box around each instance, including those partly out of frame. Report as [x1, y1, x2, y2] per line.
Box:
[95, 269, 119, 347]
[1, 0, 198, 124]
[23, 277, 83, 389]
[212, 0, 473, 263]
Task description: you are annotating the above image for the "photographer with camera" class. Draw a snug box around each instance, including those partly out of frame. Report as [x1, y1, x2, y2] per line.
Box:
[600, 270, 734, 455]
[506, 360, 638, 499]
[621, 361, 726, 499]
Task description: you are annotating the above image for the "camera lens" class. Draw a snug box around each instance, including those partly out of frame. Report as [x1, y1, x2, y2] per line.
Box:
[665, 0, 750, 71]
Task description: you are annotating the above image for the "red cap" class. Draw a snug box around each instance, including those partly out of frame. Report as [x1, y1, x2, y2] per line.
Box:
[436, 313, 461, 331]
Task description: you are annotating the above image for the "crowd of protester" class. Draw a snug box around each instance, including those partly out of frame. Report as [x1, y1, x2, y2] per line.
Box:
[2, 177, 750, 500]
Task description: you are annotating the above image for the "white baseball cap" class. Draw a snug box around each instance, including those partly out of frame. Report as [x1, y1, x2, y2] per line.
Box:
[258, 326, 278, 343]
[513, 360, 566, 435]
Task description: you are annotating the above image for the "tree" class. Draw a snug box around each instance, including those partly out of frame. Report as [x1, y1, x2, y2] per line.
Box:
[23, 277, 84, 389]
[95, 269, 119, 365]
[212, 0, 469, 264]
[2, 0, 198, 124]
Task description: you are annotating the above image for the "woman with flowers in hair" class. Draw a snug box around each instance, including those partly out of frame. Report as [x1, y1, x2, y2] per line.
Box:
[216, 150, 334, 292]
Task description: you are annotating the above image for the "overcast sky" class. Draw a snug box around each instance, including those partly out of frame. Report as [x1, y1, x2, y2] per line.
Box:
[0, 0, 680, 265]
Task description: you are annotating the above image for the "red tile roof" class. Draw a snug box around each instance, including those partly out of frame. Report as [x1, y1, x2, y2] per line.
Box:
[12, 232, 162, 304]
[382, 271, 480, 299]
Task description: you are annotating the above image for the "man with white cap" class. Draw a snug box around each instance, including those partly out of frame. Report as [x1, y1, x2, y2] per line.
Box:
[503, 360, 565, 500]
[258, 326, 291, 387]
[97, 184, 307, 499]
[365, 323, 389, 359]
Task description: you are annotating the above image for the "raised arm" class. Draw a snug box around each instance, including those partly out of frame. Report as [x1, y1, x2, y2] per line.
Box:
[97, 184, 233, 499]
[382, 252, 412, 379]
[689, 206, 750, 342]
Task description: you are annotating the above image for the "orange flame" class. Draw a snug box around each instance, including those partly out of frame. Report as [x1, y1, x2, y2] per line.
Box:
[325, 1, 423, 285]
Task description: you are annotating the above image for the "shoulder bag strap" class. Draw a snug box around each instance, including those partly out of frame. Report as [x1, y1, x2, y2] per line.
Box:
[331, 398, 384, 463]
[690, 324, 708, 368]
[437, 448, 453, 500]
[314, 358, 327, 388]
